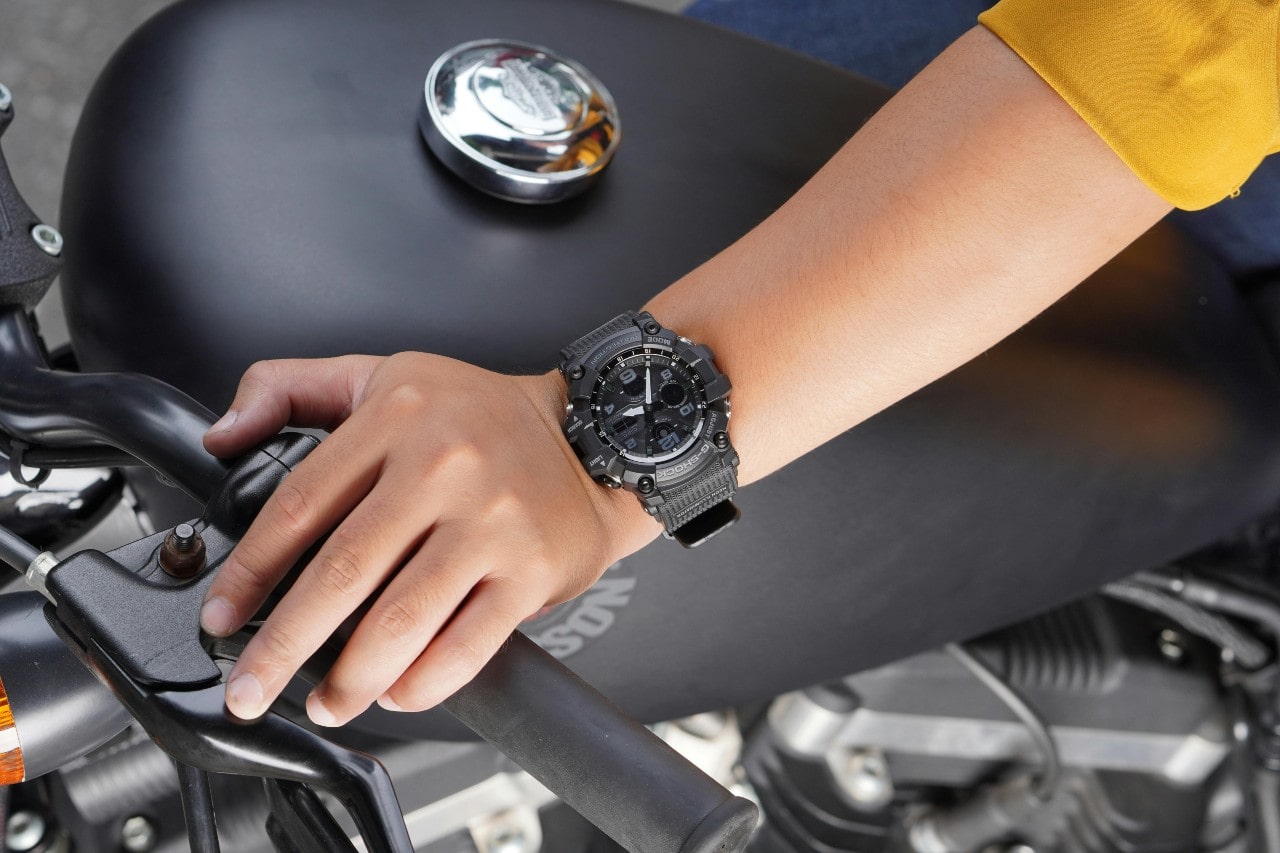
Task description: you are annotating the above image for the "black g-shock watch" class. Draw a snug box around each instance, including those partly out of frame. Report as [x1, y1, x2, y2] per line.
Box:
[559, 311, 740, 547]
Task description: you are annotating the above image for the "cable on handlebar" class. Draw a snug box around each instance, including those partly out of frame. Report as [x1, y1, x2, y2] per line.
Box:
[0, 433, 143, 470]
[0, 523, 38, 575]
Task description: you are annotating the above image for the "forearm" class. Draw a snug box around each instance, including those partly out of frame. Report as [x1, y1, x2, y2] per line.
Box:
[646, 26, 1172, 485]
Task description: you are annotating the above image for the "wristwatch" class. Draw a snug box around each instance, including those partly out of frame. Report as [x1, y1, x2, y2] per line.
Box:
[559, 311, 740, 547]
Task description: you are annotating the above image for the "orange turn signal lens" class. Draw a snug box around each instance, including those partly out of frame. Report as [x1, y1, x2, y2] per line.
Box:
[0, 674, 25, 784]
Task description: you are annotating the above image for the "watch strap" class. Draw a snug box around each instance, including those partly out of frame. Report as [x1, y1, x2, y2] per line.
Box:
[559, 311, 644, 367]
[646, 455, 740, 547]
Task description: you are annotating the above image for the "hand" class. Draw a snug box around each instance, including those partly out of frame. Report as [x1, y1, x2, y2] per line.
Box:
[200, 353, 660, 725]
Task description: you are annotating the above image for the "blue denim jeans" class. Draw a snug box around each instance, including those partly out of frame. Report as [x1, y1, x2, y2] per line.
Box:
[685, 0, 1280, 285]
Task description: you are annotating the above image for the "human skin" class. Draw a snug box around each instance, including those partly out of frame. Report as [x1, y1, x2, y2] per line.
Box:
[201, 25, 1172, 726]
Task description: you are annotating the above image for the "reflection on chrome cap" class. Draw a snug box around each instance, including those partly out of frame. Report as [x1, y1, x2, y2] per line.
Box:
[421, 41, 620, 204]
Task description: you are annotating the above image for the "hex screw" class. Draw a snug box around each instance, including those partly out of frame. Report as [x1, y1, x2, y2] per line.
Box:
[643, 321, 661, 335]
[5, 812, 47, 853]
[0, 84, 12, 112]
[637, 476, 655, 494]
[714, 431, 730, 450]
[567, 365, 584, 380]
[160, 522, 207, 579]
[30, 225, 63, 258]
[120, 815, 158, 853]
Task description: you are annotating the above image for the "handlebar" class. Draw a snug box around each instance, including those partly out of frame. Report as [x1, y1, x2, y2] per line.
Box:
[0, 308, 230, 499]
[447, 632, 758, 853]
[0, 304, 758, 851]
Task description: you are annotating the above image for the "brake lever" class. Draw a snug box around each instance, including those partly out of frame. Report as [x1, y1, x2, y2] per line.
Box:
[39, 550, 411, 853]
[30, 433, 411, 853]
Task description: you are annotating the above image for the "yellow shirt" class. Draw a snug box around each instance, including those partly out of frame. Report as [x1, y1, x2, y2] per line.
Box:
[978, 0, 1280, 210]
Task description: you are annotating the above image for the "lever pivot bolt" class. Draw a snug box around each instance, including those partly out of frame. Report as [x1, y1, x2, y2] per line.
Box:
[160, 522, 207, 579]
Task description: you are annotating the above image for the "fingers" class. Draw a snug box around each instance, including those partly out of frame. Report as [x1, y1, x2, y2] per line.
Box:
[378, 575, 540, 714]
[303, 524, 512, 725]
[200, 414, 387, 641]
[217, 465, 443, 719]
[204, 356, 381, 458]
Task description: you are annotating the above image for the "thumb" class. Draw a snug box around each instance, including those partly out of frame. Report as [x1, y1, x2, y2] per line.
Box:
[203, 355, 382, 458]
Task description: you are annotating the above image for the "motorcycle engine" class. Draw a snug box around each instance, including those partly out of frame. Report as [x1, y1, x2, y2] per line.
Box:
[739, 597, 1244, 853]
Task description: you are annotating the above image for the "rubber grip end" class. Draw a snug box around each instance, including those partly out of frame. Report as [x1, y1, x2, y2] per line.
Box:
[678, 796, 759, 853]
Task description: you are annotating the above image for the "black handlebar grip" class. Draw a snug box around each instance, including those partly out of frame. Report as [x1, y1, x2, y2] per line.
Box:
[444, 632, 758, 853]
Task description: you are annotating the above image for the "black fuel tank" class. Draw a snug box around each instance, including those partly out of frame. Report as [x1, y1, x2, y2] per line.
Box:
[61, 0, 1280, 738]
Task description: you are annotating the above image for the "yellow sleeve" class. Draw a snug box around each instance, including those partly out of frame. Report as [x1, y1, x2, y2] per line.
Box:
[978, 0, 1280, 210]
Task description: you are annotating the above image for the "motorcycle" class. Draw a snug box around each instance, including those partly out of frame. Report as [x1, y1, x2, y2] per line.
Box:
[3, 0, 1280, 850]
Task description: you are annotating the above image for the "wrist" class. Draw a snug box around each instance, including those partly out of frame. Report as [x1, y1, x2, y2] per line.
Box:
[517, 370, 662, 560]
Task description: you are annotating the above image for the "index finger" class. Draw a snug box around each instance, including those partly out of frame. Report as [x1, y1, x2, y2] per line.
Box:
[204, 356, 380, 458]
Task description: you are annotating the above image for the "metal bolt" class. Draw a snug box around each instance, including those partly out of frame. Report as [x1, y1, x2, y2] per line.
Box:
[837, 749, 894, 810]
[643, 321, 660, 335]
[713, 431, 730, 450]
[567, 365, 584, 381]
[1158, 628, 1186, 663]
[5, 811, 47, 853]
[30, 225, 63, 258]
[160, 523, 206, 579]
[173, 522, 197, 552]
[120, 815, 157, 853]
[637, 476, 655, 494]
[0, 84, 12, 112]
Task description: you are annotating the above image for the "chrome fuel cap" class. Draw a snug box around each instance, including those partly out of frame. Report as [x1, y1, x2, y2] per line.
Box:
[421, 40, 620, 204]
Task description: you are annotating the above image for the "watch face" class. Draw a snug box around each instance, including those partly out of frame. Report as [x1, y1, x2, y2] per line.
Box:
[590, 345, 707, 463]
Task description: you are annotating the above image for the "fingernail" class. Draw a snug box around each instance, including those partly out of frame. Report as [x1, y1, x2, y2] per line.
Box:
[208, 410, 238, 434]
[377, 694, 404, 712]
[307, 692, 339, 727]
[226, 672, 265, 718]
[200, 596, 237, 637]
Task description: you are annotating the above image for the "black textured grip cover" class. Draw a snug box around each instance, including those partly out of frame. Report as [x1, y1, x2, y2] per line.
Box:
[444, 632, 757, 853]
